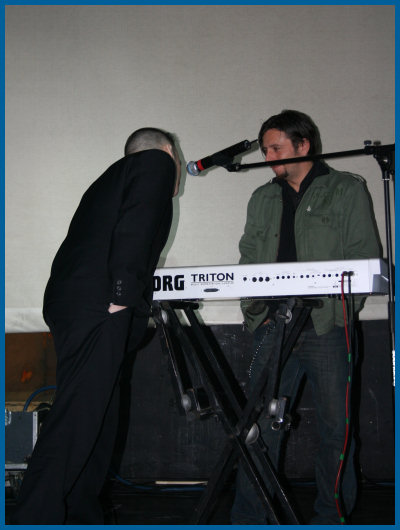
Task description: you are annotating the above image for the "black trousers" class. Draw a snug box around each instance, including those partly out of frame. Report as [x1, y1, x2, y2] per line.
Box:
[11, 301, 147, 524]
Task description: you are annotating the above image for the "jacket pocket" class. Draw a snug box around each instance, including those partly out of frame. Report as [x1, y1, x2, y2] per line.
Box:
[255, 226, 279, 262]
[301, 210, 343, 259]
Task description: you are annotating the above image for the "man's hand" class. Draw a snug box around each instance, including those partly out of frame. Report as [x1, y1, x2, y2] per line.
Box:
[108, 303, 128, 313]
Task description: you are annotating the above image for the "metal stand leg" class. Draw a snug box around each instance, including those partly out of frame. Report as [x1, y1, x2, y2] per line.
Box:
[152, 299, 314, 524]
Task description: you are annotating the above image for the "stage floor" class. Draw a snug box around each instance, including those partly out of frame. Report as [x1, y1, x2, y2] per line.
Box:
[6, 478, 394, 524]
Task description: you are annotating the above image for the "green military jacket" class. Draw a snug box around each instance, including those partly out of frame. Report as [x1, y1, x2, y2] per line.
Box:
[239, 165, 381, 335]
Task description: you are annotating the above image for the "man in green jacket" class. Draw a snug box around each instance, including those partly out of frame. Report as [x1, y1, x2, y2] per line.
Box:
[231, 110, 381, 524]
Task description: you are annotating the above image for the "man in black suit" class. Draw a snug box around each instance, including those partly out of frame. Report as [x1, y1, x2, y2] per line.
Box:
[11, 128, 181, 524]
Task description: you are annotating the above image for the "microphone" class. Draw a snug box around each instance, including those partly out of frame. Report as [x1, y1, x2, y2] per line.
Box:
[186, 139, 253, 176]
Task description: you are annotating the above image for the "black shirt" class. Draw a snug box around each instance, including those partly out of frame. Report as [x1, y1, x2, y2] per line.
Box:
[275, 160, 329, 263]
[267, 160, 329, 323]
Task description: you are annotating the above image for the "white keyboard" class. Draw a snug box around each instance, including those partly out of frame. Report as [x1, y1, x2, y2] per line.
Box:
[153, 259, 388, 301]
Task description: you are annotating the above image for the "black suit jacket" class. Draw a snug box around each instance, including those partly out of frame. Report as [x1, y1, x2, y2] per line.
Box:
[43, 149, 175, 317]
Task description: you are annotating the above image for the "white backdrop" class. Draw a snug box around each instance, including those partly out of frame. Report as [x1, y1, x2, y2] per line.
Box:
[5, 5, 395, 332]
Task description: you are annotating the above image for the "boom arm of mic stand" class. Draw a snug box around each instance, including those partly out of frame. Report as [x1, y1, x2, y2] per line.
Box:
[225, 143, 395, 172]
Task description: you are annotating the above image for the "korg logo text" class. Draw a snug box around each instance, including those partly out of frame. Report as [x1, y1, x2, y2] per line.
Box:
[154, 274, 185, 292]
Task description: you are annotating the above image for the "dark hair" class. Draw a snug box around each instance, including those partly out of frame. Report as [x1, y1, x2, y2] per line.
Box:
[124, 127, 178, 157]
[258, 110, 322, 155]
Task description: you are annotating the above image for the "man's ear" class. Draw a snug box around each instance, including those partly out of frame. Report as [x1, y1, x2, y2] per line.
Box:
[298, 138, 311, 156]
[162, 144, 174, 159]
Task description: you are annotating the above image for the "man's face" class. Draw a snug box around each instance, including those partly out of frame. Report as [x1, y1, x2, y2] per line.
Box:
[261, 128, 307, 180]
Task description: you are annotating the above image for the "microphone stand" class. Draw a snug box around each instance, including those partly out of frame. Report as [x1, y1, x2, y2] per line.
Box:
[226, 142, 395, 387]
